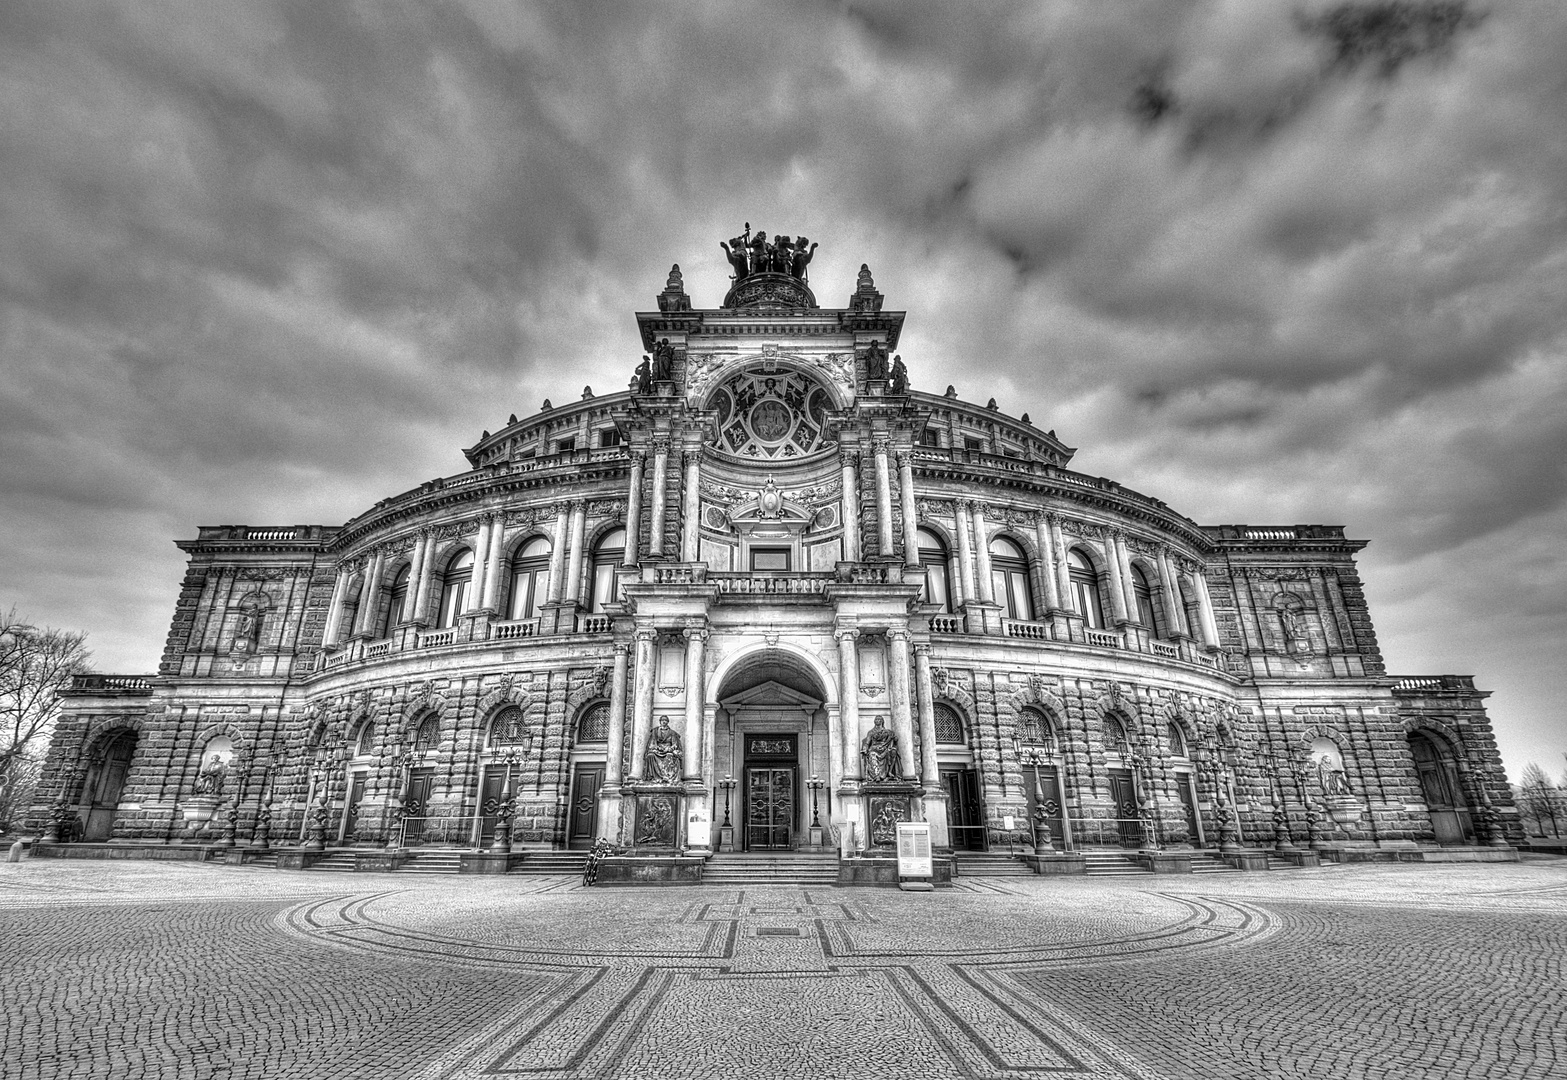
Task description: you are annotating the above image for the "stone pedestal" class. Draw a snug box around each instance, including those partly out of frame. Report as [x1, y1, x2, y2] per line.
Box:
[1025, 853, 1087, 875]
[458, 851, 530, 875]
[837, 852, 954, 888]
[862, 783, 920, 850]
[1222, 849, 1272, 872]
[629, 787, 684, 850]
[182, 796, 221, 824]
[592, 855, 705, 886]
[1131, 850, 1193, 874]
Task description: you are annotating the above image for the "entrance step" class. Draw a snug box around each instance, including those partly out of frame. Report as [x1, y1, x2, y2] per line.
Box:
[1190, 852, 1244, 874]
[1265, 854, 1304, 871]
[951, 852, 1035, 877]
[1080, 851, 1152, 877]
[511, 851, 589, 876]
[702, 852, 839, 885]
[302, 851, 357, 873]
[244, 852, 279, 869]
[400, 851, 462, 875]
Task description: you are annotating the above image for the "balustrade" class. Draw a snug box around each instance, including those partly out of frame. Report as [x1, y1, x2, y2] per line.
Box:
[576, 614, 613, 634]
[491, 618, 539, 641]
[1149, 640, 1180, 660]
[419, 628, 457, 649]
[363, 639, 393, 659]
[928, 614, 963, 634]
[711, 572, 832, 596]
[1002, 618, 1052, 640]
[1085, 628, 1123, 649]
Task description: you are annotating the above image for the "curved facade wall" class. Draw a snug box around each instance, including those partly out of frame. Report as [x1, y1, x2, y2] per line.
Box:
[31, 258, 1521, 857]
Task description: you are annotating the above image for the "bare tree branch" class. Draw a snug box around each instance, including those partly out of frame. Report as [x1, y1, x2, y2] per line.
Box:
[0, 607, 91, 801]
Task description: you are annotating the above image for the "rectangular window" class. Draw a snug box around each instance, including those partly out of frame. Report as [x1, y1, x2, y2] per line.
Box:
[599, 429, 622, 448]
[750, 548, 791, 572]
[923, 563, 951, 612]
[920, 430, 941, 448]
[964, 437, 984, 453]
[556, 438, 576, 454]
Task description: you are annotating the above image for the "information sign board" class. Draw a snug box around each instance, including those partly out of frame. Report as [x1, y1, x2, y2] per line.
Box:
[896, 821, 933, 879]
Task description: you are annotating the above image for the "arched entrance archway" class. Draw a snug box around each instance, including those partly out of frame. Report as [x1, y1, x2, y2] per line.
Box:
[1409, 730, 1474, 844]
[78, 730, 137, 841]
[713, 649, 830, 852]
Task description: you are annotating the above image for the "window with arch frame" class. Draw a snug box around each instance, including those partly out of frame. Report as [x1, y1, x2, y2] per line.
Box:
[508, 536, 552, 621]
[576, 702, 610, 744]
[437, 549, 474, 629]
[1130, 563, 1160, 635]
[1167, 721, 1188, 758]
[1068, 548, 1106, 629]
[988, 536, 1035, 621]
[414, 715, 440, 752]
[916, 527, 952, 612]
[1104, 716, 1131, 756]
[1018, 707, 1057, 752]
[933, 703, 965, 745]
[353, 721, 376, 757]
[488, 705, 527, 749]
[379, 564, 411, 639]
[589, 528, 626, 613]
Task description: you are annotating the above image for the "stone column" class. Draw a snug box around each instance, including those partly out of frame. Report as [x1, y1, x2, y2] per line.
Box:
[912, 642, 949, 847]
[1104, 536, 1129, 623]
[1035, 514, 1062, 611]
[839, 449, 860, 562]
[628, 628, 656, 780]
[625, 450, 645, 565]
[565, 500, 587, 607]
[403, 534, 428, 623]
[836, 628, 861, 781]
[887, 628, 917, 780]
[545, 506, 569, 603]
[954, 501, 976, 606]
[1193, 568, 1222, 649]
[466, 518, 491, 613]
[482, 516, 506, 611]
[354, 551, 384, 636]
[972, 503, 994, 603]
[1158, 547, 1188, 637]
[411, 533, 437, 624]
[682, 624, 706, 780]
[323, 566, 351, 646]
[897, 450, 919, 567]
[1115, 532, 1140, 623]
[873, 437, 895, 557]
[680, 447, 702, 562]
[598, 641, 631, 841]
[649, 439, 670, 557]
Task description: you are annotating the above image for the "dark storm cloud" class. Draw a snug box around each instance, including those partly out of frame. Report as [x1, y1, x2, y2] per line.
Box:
[2, 0, 1564, 777]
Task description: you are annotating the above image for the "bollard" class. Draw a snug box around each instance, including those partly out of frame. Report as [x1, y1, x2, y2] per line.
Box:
[7, 840, 23, 863]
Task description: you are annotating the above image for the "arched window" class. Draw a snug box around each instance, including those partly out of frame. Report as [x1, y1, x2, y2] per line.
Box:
[589, 529, 625, 613]
[916, 528, 952, 612]
[414, 715, 439, 752]
[1019, 707, 1057, 752]
[1167, 722, 1187, 758]
[1179, 578, 1200, 638]
[488, 706, 527, 749]
[934, 703, 965, 745]
[354, 721, 376, 757]
[379, 564, 411, 639]
[1130, 564, 1159, 634]
[576, 702, 609, 744]
[989, 536, 1034, 621]
[508, 537, 551, 621]
[437, 549, 474, 629]
[1104, 716, 1130, 756]
[1068, 549, 1106, 629]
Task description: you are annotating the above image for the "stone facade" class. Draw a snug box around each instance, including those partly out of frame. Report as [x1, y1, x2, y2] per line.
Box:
[28, 250, 1521, 859]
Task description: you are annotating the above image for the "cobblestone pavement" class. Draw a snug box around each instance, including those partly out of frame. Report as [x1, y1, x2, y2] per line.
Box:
[3, 856, 1564, 1080]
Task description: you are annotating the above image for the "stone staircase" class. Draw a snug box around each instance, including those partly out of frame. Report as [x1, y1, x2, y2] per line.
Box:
[400, 850, 462, 875]
[1265, 853, 1305, 871]
[1080, 851, 1153, 877]
[511, 851, 590, 876]
[1190, 852, 1244, 874]
[244, 851, 279, 869]
[303, 850, 358, 873]
[951, 851, 1036, 877]
[702, 851, 840, 886]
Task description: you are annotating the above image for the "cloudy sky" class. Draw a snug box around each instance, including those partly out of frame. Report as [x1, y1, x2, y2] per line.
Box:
[2, 0, 1563, 780]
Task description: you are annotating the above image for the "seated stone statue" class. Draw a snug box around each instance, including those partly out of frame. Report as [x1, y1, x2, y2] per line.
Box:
[193, 753, 227, 797]
[860, 717, 901, 783]
[645, 717, 683, 785]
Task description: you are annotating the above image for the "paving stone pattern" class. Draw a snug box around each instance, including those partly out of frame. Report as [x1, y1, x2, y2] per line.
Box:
[3, 858, 1563, 1079]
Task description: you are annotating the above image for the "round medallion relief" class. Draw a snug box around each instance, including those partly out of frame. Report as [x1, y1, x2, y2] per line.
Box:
[750, 399, 792, 442]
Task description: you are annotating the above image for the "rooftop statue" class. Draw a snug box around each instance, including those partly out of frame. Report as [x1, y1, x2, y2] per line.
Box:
[719, 223, 819, 283]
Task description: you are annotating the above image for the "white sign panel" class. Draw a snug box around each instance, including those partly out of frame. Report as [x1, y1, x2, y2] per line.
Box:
[896, 821, 933, 879]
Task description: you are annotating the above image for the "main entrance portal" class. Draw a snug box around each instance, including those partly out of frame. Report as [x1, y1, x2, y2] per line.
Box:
[743, 733, 797, 850]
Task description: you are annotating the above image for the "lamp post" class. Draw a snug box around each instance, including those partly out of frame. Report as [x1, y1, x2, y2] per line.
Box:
[490, 751, 520, 853]
[1264, 758, 1294, 851]
[1012, 736, 1054, 854]
[1126, 749, 1160, 853]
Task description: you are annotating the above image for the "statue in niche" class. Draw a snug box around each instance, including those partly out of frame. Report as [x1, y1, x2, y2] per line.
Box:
[645, 717, 683, 785]
[633, 355, 653, 395]
[889, 355, 908, 394]
[1316, 754, 1352, 796]
[194, 753, 228, 798]
[651, 339, 676, 383]
[864, 340, 889, 382]
[860, 717, 901, 783]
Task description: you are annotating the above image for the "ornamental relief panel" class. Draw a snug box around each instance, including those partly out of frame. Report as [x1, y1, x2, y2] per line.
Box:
[710, 366, 837, 459]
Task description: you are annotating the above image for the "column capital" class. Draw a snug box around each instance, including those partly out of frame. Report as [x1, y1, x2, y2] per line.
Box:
[894, 449, 912, 468]
[912, 642, 931, 657]
[635, 627, 658, 643]
[834, 627, 860, 643]
[871, 436, 891, 455]
[682, 624, 708, 643]
[838, 448, 860, 469]
[886, 626, 909, 642]
[650, 437, 671, 454]
[628, 448, 648, 466]
[613, 640, 632, 656]
[682, 448, 703, 468]
[970, 501, 990, 517]
[570, 498, 587, 512]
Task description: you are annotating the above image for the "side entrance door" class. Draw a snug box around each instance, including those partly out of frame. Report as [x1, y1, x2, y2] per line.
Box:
[476, 767, 505, 848]
[941, 767, 987, 851]
[81, 732, 137, 842]
[401, 768, 433, 844]
[568, 763, 604, 849]
[340, 771, 369, 843]
[1021, 764, 1067, 847]
[745, 767, 794, 850]
[1176, 773, 1202, 845]
[1107, 768, 1142, 848]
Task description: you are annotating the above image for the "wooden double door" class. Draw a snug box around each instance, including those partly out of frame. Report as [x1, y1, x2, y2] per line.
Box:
[1108, 768, 1143, 848]
[80, 732, 137, 842]
[941, 767, 987, 851]
[1019, 762, 1068, 848]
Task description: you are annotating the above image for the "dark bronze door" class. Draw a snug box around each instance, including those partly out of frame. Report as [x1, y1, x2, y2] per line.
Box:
[941, 767, 987, 851]
[341, 772, 369, 843]
[746, 767, 794, 850]
[1108, 768, 1142, 848]
[568, 763, 604, 849]
[401, 768, 433, 844]
[1176, 773, 1202, 845]
[1021, 763, 1066, 847]
[477, 767, 505, 847]
[81, 732, 137, 842]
